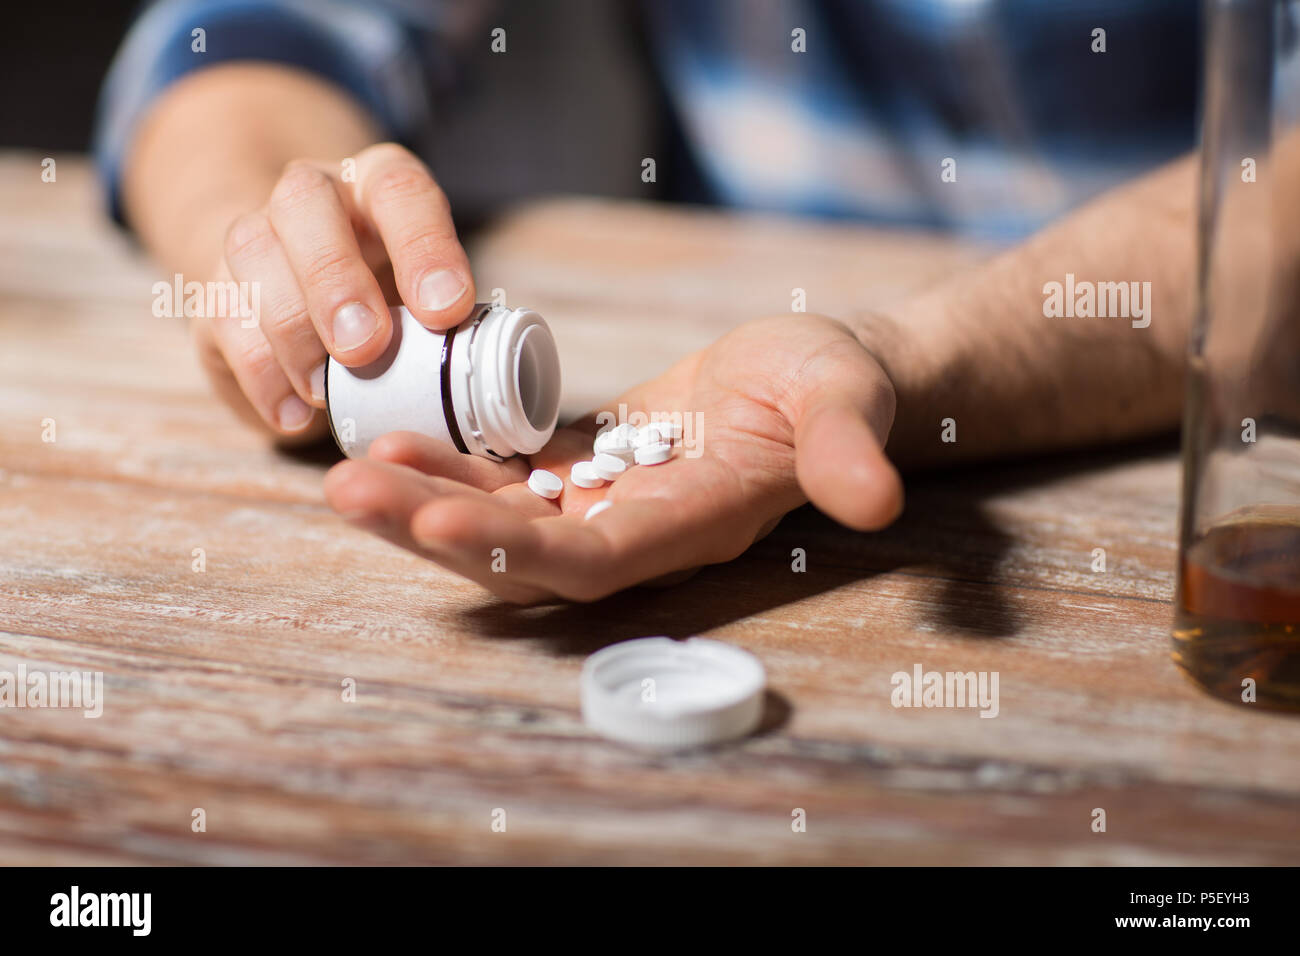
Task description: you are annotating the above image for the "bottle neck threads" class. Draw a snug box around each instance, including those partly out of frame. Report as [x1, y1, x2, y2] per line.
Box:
[449, 305, 562, 460]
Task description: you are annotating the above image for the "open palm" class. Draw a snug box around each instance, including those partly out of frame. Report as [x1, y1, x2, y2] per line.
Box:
[324, 314, 903, 602]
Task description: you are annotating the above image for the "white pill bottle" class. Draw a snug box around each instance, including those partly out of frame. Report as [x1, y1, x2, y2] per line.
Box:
[325, 304, 561, 460]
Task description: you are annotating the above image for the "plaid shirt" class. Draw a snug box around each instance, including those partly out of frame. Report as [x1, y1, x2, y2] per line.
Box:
[96, 0, 1200, 240]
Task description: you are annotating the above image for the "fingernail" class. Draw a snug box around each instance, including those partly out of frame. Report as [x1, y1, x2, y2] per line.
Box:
[332, 302, 379, 352]
[417, 269, 467, 312]
[278, 394, 314, 431]
[309, 361, 327, 403]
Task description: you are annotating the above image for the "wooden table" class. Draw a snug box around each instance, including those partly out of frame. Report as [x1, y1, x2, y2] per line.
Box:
[2, 153, 1297, 865]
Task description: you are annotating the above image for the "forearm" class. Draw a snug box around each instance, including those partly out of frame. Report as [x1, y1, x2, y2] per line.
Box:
[122, 63, 381, 278]
[858, 154, 1197, 471]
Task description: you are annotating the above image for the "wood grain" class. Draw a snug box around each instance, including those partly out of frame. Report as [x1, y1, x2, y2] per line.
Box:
[1, 153, 1298, 865]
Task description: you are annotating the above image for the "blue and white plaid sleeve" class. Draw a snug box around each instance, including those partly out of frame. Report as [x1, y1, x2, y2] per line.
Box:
[94, 0, 440, 224]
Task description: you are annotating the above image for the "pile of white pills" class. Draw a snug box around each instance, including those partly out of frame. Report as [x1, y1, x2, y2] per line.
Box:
[527, 420, 683, 516]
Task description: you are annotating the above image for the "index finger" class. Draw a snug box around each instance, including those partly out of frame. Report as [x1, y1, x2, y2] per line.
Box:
[352, 143, 476, 330]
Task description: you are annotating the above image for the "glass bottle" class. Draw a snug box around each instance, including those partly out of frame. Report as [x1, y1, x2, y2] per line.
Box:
[1174, 0, 1300, 709]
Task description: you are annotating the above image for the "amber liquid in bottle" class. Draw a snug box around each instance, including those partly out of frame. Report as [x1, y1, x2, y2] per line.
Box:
[1173, 508, 1300, 709]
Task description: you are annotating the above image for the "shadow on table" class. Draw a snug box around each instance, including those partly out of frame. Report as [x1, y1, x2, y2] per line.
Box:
[277, 436, 345, 467]
[460, 433, 1179, 659]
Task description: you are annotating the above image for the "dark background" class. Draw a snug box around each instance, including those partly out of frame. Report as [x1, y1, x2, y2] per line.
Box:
[0, 1, 662, 218]
[0, 3, 139, 149]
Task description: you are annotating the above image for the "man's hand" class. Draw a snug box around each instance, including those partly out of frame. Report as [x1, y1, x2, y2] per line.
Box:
[323, 314, 903, 603]
[123, 65, 476, 441]
[196, 142, 476, 439]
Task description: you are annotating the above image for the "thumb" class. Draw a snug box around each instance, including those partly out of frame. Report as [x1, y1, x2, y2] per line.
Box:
[792, 366, 903, 532]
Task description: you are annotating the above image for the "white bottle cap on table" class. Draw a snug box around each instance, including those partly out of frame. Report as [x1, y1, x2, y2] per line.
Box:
[580, 637, 766, 750]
